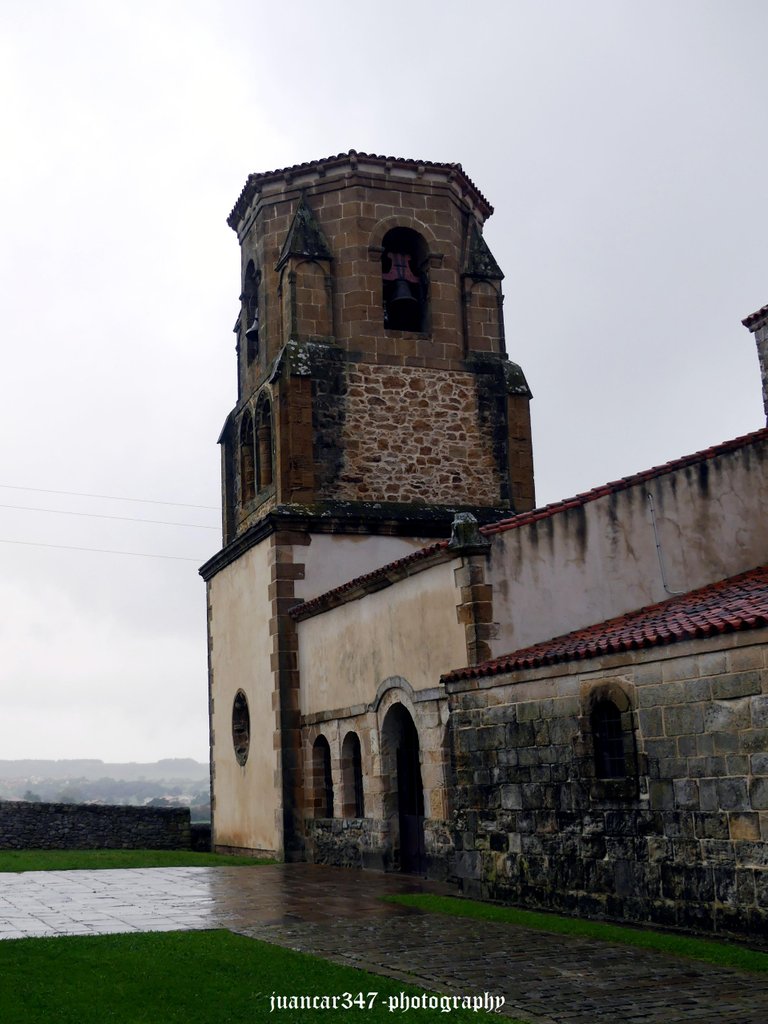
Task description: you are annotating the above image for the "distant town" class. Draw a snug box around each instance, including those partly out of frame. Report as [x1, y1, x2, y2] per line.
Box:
[0, 759, 210, 822]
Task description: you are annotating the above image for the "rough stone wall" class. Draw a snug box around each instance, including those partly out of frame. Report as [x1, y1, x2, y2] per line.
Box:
[333, 364, 503, 505]
[446, 632, 768, 942]
[305, 818, 373, 868]
[0, 801, 191, 850]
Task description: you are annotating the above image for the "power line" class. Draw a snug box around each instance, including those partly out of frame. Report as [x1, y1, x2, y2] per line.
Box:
[0, 538, 204, 562]
[0, 502, 219, 530]
[0, 484, 218, 511]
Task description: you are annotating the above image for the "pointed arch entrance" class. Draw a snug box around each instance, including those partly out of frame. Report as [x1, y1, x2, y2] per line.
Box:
[381, 703, 426, 874]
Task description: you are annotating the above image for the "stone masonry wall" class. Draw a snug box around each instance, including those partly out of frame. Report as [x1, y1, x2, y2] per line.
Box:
[0, 801, 191, 850]
[446, 631, 768, 942]
[333, 364, 503, 505]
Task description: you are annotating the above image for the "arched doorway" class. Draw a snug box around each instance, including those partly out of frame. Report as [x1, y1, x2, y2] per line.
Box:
[381, 703, 425, 874]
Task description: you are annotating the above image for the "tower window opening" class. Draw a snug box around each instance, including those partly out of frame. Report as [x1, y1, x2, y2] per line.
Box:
[243, 262, 260, 363]
[381, 228, 428, 332]
[239, 411, 255, 504]
[255, 395, 274, 490]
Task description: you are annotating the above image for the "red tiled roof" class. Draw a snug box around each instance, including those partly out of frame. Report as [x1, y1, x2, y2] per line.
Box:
[743, 303, 768, 329]
[443, 566, 768, 683]
[483, 427, 768, 537]
[228, 149, 492, 228]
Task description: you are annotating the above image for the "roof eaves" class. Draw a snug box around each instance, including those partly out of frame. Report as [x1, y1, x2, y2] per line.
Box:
[742, 303, 768, 330]
[227, 150, 492, 230]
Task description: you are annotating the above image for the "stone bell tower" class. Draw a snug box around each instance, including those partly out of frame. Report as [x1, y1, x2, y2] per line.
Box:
[201, 150, 535, 859]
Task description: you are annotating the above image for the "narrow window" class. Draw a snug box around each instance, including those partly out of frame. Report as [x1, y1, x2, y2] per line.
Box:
[341, 732, 364, 818]
[239, 411, 255, 503]
[312, 736, 333, 818]
[232, 691, 250, 766]
[255, 395, 274, 490]
[243, 262, 260, 363]
[592, 699, 627, 779]
[381, 227, 428, 332]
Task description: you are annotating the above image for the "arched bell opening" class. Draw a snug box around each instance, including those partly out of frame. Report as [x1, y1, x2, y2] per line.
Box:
[381, 227, 429, 333]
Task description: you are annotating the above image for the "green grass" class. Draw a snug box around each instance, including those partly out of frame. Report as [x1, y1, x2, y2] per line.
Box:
[0, 849, 273, 872]
[0, 930, 518, 1023]
[385, 893, 768, 974]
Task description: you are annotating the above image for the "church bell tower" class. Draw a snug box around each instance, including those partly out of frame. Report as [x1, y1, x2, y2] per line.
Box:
[201, 151, 535, 859]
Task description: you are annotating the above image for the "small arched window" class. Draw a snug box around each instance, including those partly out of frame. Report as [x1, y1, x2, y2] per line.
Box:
[341, 732, 364, 818]
[255, 395, 274, 490]
[239, 411, 255, 503]
[312, 736, 333, 818]
[232, 691, 250, 766]
[381, 227, 428, 332]
[242, 261, 260, 363]
[592, 699, 628, 779]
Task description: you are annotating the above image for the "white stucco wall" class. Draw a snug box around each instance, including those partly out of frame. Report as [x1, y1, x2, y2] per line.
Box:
[208, 540, 280, 853]
[298, 559, 465, 717]
[489, 438, 768, 657]
[296, 533, 428, 603]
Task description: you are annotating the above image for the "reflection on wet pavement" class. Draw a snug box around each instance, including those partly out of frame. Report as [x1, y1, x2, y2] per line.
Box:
[1, 863, 767, 1024]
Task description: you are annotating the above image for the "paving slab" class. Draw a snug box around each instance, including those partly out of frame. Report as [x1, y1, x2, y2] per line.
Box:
[1, 862, 766, 1023]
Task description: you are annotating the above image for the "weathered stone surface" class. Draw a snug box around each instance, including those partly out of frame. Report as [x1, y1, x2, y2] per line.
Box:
[0, 801, 191, 850]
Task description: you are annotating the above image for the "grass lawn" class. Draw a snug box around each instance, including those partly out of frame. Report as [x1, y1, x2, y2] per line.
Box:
[0, 849, 272, 872]
[0, 930, 517, 1023]
[386, 893, 768, 975]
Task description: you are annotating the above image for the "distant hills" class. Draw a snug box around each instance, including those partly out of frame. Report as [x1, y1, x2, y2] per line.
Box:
[0, 760, 210, 820]
[0, 759, 208, 782]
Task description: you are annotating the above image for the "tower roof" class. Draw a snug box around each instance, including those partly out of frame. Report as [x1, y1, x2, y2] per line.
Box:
[227, 149, 493, 230]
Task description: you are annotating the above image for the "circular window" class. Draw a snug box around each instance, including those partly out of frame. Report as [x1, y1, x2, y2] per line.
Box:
[232, 690, 250, 766]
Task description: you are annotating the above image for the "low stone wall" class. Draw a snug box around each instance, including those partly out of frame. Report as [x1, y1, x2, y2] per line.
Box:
[0, 801, 191, 850]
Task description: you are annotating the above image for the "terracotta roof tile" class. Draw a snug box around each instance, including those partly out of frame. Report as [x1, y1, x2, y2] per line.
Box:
[442, 566, 768, 683]
[742, 303, 768, 329]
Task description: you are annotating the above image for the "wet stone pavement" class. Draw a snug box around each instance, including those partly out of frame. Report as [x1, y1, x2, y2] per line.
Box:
[0, 862, 766, 1023]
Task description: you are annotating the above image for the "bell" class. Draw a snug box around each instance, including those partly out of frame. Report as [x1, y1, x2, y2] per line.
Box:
[388, 277, 418, 311]
[245, 319, 259, 341]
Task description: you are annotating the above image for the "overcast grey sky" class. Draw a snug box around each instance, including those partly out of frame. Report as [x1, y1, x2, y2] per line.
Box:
[1, 0, 766, 762]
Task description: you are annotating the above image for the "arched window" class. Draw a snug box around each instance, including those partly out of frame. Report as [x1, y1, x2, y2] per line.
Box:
[232, 691, 250, 766]
[381, 227, 429, 332]
[239, 411, 255, 503]
[592, 699, 627, 779]
[242, 261, 260, 363]
[341, 732, 364, 818]
[312, 736, 333, 818]
[255, 394, 274, 490]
